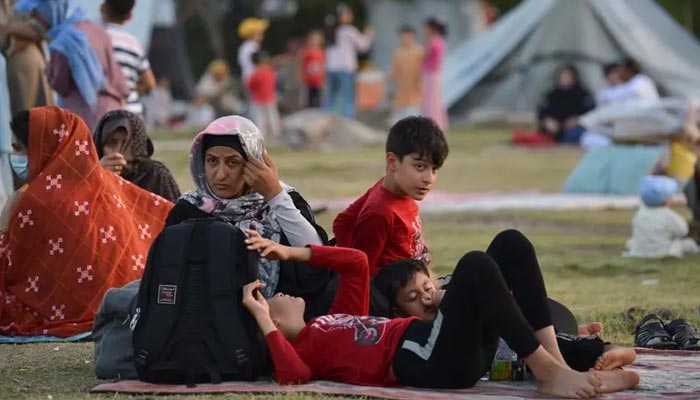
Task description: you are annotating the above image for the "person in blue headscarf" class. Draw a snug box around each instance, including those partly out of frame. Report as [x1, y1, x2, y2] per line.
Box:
[14, 0, 129, 131]
[0, 54, 12, 212]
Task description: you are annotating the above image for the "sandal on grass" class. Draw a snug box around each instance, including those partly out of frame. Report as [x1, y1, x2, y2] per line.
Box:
[666, 319, 700, 351]
[634, 314, 677, 350]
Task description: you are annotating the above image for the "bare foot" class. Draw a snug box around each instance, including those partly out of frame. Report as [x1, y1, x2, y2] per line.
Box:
[537, 368, 601, 399]
[590, 369, 640, 393]
[578, 322, 603, 336]
[594, 347, 637, 371]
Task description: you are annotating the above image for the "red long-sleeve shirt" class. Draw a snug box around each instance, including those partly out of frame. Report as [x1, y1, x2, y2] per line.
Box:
[332, 179, 431, 276]
[264, 245, 416, 385]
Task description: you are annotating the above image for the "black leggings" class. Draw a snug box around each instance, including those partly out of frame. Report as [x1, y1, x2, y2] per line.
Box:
[392, 230, 552, 388]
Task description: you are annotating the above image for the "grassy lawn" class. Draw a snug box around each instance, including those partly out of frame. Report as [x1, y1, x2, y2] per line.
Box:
[2, 129, 698, 400]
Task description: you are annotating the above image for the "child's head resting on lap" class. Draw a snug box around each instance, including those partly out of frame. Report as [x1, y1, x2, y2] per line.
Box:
[639, 175, 677, 208]
[373, 258, 443, 320]
[384, 116, 449, 201]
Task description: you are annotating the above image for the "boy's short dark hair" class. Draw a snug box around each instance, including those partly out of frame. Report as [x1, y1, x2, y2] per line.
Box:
[104, 0, 135, 21]
[399, 25, 415, 34]
[373, 259, 430, 313]
[386, 116, 449, 168]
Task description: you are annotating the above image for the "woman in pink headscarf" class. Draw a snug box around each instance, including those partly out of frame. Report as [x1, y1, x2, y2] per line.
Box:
[421, 17, 448, 132]
[164, 116, 334, 317]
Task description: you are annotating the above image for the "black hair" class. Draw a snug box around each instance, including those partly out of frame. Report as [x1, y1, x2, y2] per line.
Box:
[10, 110, 30, 148]
[386, 116, 449, 168]
[425, 17, 447, 37]
[251, 51, 268, 65]
[373, 259, 430, 313]
[622, 57, 641, 75]
[602, 62, 619, 77]
[399, 25, 415, 34]
[325, 3, 352, 47]
[104, 0, 135, 21]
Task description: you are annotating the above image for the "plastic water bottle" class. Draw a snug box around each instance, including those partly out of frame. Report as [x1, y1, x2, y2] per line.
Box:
[490, 338, 527, 381]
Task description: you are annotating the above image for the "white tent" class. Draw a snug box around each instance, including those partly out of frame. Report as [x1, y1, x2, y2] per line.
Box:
[443, 0, 700, 124]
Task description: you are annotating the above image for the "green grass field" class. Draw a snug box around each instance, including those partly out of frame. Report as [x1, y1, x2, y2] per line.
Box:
[2, 129, 698, 400]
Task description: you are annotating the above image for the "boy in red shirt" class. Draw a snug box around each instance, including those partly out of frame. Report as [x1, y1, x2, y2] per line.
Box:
[246, 51, 281, 139]
[333, 116, 447, 277]
[301, 30, 325, 108]
[241, 230, 604, 398]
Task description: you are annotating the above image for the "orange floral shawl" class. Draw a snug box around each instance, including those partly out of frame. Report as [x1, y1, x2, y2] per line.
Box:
[0, 107, 172, 337]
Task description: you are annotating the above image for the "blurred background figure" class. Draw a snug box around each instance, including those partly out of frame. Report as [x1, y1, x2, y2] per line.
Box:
[0, 0, 54, 116]
[145, 75, 173, 128]
[389, 25, 423, 124]
[195, 59, 241, 117]
[324, 3, 373, 118]
[421, 17, 448, 131]
[300, 29, 325, 108]
[101, 0, 156, 117]
[237, 17, 268, 84]
[247, 51, 281, 140]
[596, 63, 623, 107]
[537, 64, 595, 142]
[15, 0, 129, 131]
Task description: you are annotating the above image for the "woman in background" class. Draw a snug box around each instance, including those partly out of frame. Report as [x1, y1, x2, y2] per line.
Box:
[421, 17, 448, 132]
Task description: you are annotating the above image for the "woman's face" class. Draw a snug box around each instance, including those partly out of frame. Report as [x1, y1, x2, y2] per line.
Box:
[11, 134, 28, 156]
[204, 146, 247, 199]
[557, 69, 576, 88]
[102, 127, 131, 159]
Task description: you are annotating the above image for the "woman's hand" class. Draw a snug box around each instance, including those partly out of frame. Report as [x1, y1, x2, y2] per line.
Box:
[245, 229, 311, 262]
[243, 151, 283, 201]
[100, 153, 127, 175]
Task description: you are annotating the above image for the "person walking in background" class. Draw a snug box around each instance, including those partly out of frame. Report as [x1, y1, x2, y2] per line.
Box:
[237, 17, 268, 84]
[301, 30, 325, 108]
[389, 25, 424, 124]
[324, 3, 373, 118]
[0, 0, 54, 116]
[15, 0, 129, 131]
[247, 51, 281, 140]
[101, 0, 156, 117]
[421, 17, 448, 132]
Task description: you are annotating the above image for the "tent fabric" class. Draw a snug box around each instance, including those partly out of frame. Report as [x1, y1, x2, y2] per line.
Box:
[563, 145, 666, 195]
[444, 0, 700, 123]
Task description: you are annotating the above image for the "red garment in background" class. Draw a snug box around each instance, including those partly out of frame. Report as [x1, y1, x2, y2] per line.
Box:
[302, 48, 326, 88]
[246, 65, 277, 104]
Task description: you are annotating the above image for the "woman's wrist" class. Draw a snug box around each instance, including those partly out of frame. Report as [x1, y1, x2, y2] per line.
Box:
[263, 184, 284, 202]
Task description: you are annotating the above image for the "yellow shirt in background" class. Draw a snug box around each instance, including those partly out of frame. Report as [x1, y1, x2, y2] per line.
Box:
[391, 45, 424, 108]
[665, 141, 697, 180]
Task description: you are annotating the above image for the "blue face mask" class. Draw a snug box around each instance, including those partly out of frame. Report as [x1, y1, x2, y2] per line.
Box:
[10, 154, 28, 181]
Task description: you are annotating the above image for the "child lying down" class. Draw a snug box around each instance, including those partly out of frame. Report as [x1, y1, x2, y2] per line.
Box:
[241, 230, 634, 398]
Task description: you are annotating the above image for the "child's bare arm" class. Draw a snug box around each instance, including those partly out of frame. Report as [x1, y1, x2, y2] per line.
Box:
[245, 230, 311, 262]
[242, 280, 277, 335]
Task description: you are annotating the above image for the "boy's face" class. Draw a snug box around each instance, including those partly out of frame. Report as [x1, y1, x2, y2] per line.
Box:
[400, 31, 415, 47]
[394, 271, 439, 320]
[387, 152, 438, 201]
[268, 292, 305, 324]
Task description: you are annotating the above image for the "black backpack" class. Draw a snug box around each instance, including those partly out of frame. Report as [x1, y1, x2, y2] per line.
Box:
[132, 218, 270, 385]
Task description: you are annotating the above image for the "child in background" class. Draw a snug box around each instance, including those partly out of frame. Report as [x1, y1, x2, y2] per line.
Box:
[624, 175, 700, 258]
[101, 0, 156, 116]
[145, 76, 172, 128]
[301, 30, 325, 108]
[421, 18, 448, 132]
[389, 26, 424, 124]
[333, 116, 448, 276]
[247, 51, 281, 140]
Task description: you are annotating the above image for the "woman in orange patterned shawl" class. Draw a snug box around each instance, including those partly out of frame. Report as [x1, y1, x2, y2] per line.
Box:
[0, 106, 172, 337]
